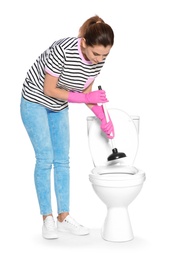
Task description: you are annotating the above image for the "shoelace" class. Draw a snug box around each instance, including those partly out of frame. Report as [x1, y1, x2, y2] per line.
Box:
[65, 217, 82, 228]
[45, 218, 56, 231]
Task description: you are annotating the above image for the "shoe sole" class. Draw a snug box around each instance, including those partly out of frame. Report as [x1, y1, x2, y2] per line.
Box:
[57, 228, 89, 236]
[42, 235, 59, 239]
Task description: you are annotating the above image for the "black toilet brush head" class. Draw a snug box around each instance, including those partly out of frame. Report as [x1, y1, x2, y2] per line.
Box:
[107, 148, 127, 161]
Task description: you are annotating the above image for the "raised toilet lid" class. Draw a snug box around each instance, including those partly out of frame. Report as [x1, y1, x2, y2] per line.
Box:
[88, 108, 139, 168]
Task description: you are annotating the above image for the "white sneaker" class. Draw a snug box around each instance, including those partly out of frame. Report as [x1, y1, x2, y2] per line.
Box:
[57, 215, 89, 236]
[42, 216, 59, 239]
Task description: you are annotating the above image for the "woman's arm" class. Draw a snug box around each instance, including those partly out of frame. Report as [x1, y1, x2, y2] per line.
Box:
[43, 73, 106, 104]
[43, 73, 69, 100]
[83, 81, 95, 109]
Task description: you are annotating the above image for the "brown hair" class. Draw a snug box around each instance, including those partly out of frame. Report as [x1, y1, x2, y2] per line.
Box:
[78, 15, 114, 47]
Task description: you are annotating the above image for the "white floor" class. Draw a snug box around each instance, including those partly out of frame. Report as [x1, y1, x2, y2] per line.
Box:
[2, 206, 185, 260]
[2, 229, 184, 260]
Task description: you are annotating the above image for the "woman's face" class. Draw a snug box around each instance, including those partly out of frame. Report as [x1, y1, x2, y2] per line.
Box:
[81, 38, 112, 64]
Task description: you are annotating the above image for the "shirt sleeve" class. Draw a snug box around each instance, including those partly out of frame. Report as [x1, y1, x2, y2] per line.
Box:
[45, 44, 64, 77]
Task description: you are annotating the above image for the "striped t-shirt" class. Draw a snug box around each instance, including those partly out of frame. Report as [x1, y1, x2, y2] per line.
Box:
[22, 37, 105, 111]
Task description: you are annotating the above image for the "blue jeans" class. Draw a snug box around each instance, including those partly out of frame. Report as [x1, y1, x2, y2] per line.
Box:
[20, 97, 70, 215]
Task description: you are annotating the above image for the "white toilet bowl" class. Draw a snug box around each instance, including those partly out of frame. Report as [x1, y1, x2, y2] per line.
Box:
[87, 108, 146, 242]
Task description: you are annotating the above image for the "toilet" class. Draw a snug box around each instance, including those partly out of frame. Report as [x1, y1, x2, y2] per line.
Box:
[87, 108, 146, 242]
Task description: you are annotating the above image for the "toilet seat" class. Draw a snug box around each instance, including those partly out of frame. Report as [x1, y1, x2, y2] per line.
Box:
[92, 165, 138, 175]
[89, 170, 145, 187]
[89, 164, 145, 187]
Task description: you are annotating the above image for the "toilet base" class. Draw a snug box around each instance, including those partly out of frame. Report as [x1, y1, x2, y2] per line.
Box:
[101, 207, 134, 242]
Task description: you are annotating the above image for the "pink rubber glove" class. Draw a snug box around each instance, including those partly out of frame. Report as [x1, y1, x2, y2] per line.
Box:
[91, 105, 115, 139]
[68, 90, 108, 104]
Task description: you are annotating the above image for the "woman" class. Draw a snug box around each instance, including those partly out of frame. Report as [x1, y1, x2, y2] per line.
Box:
[20, 15, 114, 239]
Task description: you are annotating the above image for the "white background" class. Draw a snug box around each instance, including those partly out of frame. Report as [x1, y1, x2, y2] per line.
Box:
[1, 0, 186, 259]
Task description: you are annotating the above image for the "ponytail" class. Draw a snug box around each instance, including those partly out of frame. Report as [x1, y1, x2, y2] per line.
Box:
[78, 15, 114, 47]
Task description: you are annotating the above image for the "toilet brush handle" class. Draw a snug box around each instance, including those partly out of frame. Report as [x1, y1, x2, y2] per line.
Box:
[102, 103, 114, 147]
[98, 86, 110, 122]
[102, 103, 110, 123]
[98, 86, 114, 147]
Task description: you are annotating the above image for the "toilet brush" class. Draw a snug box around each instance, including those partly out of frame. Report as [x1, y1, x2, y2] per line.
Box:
[98, 86, 127, 162]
